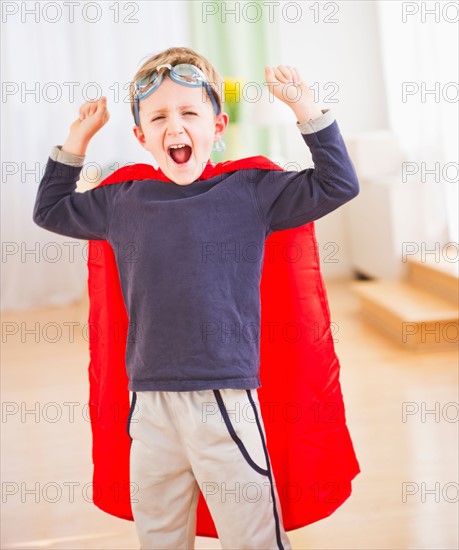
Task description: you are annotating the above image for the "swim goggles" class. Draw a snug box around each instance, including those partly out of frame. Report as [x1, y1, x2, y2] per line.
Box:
[132, 63, 221, 126]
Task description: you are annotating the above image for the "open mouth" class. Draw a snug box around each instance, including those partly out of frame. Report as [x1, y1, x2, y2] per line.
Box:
[168, 144, 192, 165]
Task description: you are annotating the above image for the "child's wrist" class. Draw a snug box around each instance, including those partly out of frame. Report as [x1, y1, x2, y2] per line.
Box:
[291, 103, 323, 125]
[62, 134, 89, 156]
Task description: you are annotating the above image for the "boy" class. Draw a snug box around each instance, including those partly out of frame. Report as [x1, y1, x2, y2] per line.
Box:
[33, 46, 360, 549]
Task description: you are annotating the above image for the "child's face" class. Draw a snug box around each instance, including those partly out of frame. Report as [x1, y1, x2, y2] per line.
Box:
[133, 76, 228, 185]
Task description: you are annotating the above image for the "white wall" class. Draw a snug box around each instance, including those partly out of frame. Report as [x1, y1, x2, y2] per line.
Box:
[274, 1, 390, 279]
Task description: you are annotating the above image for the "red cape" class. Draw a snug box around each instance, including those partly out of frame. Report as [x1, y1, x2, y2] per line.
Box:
[86, 156, 360, 536]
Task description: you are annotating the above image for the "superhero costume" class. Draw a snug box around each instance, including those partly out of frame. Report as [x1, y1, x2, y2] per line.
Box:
[33, 114, 361, 537]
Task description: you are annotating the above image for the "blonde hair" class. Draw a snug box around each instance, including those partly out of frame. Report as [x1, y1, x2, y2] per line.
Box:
[129, 46, 224, 125]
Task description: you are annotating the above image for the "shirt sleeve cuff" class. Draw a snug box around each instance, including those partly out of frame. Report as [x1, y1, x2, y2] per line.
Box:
[50, 145, 86, 167]
[296, 109, 335, 135]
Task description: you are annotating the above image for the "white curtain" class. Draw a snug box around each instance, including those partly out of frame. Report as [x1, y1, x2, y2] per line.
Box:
[1, 1, 190, 312]
[376, 0, 458, 244]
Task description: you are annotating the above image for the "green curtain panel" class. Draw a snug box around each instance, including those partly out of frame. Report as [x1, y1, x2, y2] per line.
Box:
[190, 0, 278, 162]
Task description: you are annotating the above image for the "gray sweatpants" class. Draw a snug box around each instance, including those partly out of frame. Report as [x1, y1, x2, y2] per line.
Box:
[127, 388, 292, 550]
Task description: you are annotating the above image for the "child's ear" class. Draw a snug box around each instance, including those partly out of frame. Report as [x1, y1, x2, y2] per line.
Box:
[133, 125, 148, 148]
[214, 112, 229, 138]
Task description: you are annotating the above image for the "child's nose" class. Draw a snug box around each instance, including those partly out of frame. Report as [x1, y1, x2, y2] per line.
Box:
[166, 114, 185, 135]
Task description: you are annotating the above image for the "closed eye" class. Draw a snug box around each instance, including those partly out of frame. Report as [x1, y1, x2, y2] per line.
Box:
[150, 112, 196, 122]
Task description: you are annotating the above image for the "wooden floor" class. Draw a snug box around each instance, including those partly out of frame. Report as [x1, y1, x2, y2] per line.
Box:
[2, 278, 458, 549]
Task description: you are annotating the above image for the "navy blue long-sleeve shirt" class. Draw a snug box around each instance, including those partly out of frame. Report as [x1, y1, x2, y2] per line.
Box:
[33, 110, 359, 391]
